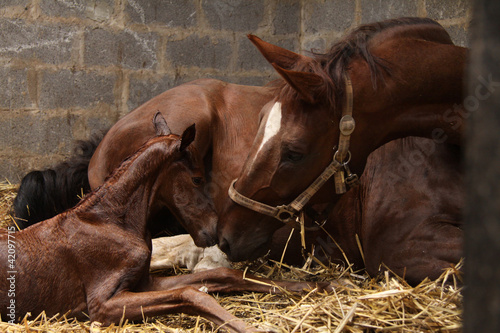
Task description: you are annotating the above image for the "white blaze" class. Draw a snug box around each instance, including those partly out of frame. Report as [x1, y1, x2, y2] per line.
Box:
[246, 102, 282, 173]
[257, 102, 282, 154]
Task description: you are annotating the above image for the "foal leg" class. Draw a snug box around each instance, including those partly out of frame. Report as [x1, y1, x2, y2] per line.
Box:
[91, 287, 253, 332]
[148, 267, 331, 294]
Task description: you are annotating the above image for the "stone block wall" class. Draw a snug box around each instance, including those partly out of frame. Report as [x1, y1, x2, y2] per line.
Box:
[0, 0, 472, 181]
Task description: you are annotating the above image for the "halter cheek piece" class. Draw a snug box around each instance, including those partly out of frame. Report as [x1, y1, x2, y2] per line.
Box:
[228, 73, 359, 229]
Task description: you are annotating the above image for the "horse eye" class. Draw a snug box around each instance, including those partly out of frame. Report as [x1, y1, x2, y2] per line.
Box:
[192, 177, 203, 186]
[286, 151, 304, 162]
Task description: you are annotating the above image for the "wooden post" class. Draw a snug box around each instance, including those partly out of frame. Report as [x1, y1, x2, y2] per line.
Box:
[465, 0, 500, 332]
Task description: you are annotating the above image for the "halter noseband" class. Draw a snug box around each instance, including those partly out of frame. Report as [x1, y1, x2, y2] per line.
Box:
[228, 73, 358, 228]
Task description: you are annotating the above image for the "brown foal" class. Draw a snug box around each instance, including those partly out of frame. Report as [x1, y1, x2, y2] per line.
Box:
[0, 113, 324, 332]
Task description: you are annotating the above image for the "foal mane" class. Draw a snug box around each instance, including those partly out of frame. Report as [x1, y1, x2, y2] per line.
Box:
[279, 17, 443, 114]
[73, 135, 181, 212]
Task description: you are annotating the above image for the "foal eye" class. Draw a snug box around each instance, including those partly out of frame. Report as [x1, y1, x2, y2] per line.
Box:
[192, 177, 203, 186]
[285, 151, 304, 162]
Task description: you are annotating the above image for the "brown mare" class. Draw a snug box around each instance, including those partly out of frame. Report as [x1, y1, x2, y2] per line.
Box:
[13, 17, 465, 284]
[1, 113, 323, 331]
[217, 17, 467, 284]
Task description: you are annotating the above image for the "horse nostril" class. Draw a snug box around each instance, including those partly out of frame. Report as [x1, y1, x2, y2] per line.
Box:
[218, 237, 231, 256]
[192, 229, 217, 248]
[201, 230, 217, 247]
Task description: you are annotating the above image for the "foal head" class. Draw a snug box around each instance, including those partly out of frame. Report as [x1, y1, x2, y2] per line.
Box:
[148, 113, 217, 247]
[98, 112, 217, 247]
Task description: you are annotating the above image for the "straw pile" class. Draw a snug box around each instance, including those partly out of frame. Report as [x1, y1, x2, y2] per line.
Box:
[0, 181, 463, 332]
[0, 180, 17, 229]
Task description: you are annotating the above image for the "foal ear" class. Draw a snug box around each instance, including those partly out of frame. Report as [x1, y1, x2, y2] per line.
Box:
[272, 63, 325, 104]
[248, 34, 312, 69]
[153, 111, 172, 136]
[179, 124, 196, 152]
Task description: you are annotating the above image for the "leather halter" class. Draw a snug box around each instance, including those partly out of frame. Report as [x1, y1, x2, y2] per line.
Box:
[228, 73, 358, 228]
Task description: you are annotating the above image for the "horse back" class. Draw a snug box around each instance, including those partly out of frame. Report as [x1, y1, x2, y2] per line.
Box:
[88, 78, 273, 209]
[88, 79, 219, 188]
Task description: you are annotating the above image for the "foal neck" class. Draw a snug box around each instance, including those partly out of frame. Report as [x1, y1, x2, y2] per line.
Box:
[76, 137, 177, 237]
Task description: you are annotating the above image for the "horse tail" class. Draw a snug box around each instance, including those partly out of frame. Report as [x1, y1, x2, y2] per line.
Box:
[12, 132, 106, 229]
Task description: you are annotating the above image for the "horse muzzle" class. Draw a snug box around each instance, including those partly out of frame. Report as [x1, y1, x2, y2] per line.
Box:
[218, 233, 270, 262]
[217, 204, 277, 262]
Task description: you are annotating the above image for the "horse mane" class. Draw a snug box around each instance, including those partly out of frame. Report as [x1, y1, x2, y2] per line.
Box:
[12, 131, 105, 229]
[279, 17, 444, 114]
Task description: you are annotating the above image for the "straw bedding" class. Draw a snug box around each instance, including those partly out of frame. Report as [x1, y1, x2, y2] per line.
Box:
[0, 181, 462, 332]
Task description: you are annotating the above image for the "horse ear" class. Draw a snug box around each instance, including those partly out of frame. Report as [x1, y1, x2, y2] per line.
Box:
[272, 63, 325, 104]
[247, 34, 312, 69]
[153, 111, 172, 136]
[180, 124, 196, 152]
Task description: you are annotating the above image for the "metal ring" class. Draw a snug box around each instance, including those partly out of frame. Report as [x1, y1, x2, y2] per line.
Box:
[275, 205, 296, 223]
[333, 149, 351, 164]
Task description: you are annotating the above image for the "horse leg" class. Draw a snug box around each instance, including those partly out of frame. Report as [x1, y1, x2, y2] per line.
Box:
[148, 267, 332, 293]
[359, 138, 463, 285]
[364, 215, 463, 285]
[398, 216, 462, 282]
[91, 287, 253, 332]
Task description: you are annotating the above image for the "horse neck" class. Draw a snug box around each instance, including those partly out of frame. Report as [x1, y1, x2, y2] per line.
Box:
[79, 140, 172, 237]
[212, 84, 274, 141]
[208, 84, 274, 209]
[351, 40, 467, 151]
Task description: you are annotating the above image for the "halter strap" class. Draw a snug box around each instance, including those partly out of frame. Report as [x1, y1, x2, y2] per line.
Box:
[228, 72, 358, 227]
[228, 155, 344, 225]
[337, 74, 354, 160]
[333, 73, 356, 194]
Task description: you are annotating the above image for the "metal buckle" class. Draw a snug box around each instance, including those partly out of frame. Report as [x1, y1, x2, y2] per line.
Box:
[275, 205, 297, 223]
[339, 114, 355, 136]
[345, 173, 359, 187]
[343, 162, 359, 187]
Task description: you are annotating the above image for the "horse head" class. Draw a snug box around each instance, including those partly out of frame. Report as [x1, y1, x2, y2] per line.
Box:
[218, 18, 467, 261]
[218, 36, 349, 261]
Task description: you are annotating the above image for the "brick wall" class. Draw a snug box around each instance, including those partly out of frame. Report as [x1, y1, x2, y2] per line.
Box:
[0, 0, 472, 182]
